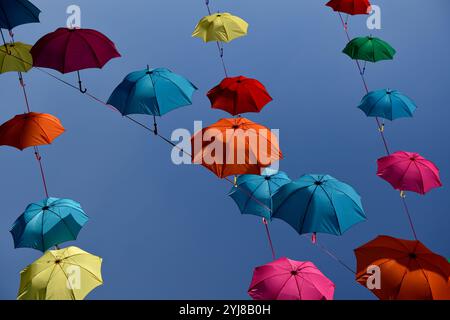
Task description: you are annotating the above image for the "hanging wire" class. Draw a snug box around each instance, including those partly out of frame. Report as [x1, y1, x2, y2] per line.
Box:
[335, 13, 418, 240]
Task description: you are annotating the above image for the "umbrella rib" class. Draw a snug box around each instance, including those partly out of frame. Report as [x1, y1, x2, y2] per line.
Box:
[415, 159, 441, 183]
[57, 263, 77, 300]
[46, 207, 78, 240]
[31, 118, 52, 143]
[274, 274, 294, 299]
[62, 30, 74, 74]
[241, 180, 266, 214]
[75, 31, 103, 68]
[299, 185, 319, 234]
[318, 185, 343, 234]
[43, 264, 58, 300]
[62, 261, 103, 283]
[396, 160, 414, 190]
[366, 93, 388, 117]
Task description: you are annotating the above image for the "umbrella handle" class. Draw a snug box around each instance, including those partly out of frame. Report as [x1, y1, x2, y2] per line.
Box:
[77, 71, 87, 93]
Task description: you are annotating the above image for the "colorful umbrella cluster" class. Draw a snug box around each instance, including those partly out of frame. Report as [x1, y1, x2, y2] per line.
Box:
[0, 0, 448, 301]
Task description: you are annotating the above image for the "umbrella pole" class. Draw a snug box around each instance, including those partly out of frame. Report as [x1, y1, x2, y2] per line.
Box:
[400, 193, 418, 240]
[153, 115, 158, 135]
[262, 218, 276, 261]
[77, 71, 87, 93]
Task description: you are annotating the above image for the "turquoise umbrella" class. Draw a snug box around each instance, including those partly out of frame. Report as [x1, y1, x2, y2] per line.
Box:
[10, 198, 89, 252]
[107, 67, 197, 133]
[358, 89, 417, 121]
[229, 169, 291, 220]
[272, 174, 366, 236]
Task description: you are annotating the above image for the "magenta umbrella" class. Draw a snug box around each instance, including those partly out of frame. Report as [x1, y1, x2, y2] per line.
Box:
[248, 257, 335, 300]
[377, 151, 442, 195]
[30, 27, 121, 93]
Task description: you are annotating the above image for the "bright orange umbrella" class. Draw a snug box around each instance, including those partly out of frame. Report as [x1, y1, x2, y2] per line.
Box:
[0, 112, 65, 150]
[191, 117, 282, 178]
[355, 235, 450, 300]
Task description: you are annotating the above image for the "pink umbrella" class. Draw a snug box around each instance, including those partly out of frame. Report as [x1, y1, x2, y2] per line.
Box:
[248, 257, 335, 300]
[377, 151, 442, 195]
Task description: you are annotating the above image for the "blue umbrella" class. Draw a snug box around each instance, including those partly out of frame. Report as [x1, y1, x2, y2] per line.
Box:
[0, 0, 41, 30]
[358, 89, 417, 121]
[229, 169, 291, 220]
[108, 67, 197, 133]
[10, 198, 89, 252]
[272, 174, 366, 236]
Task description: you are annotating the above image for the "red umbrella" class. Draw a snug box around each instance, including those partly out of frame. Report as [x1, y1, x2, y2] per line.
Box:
[377, 151, 442, 195]
[30, 27, 121, 92]
[326, 0, 372, 16]
[191, 117, 282, 178]
[355, 235, 450, 300]
[207, 76, 272, 116]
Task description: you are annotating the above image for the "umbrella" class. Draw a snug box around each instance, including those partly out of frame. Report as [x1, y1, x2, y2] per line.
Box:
[30, 27, 121, 92]
[326, 0, 372, 16]
[0, 42, 32, 73]
[0, 0, 40, 31]
[0, 112, 65, 150]
[248, 257, 335, 300]
[107, 67, 197, 133]
[377, 151, 442, 195]
[343, 36, 396, 62]
[358, 89, 417, 121]
[355, 235, 450, 300]
[191, 117, 282, 178]
[207, 76, 272, 116]
[10, 198, 89, 252]
[229, 168, 291, 220]
[18, 246, 103, 300]
[272, 174, 366, 236]
[192, 12, 248, 43]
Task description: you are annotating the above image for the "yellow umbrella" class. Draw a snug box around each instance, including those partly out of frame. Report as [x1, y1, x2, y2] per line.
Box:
[17, 246, 103, 300]
[192, 12, 248, 43]
[0, 42, 33, 74]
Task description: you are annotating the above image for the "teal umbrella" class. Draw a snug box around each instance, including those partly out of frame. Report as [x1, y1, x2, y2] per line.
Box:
[272, 174, 366, 236]
[358, 89, 417, 121]
[10, 198, 89, 252]
[229, 169, 291, 220]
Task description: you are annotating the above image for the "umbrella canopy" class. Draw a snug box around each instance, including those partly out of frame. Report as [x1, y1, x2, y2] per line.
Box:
[229, 169, 291, 220]
[30, 27, 121, 74]
[107, 67, 198, 117]
[272, 174, 366, 236]
[358, 89, 417, 121]
[377, 151, 442, 195]
[0, 42, 32, 73]
[192, 12, 248, 43]
[248, 257, 335, 300]
[355, 235, 450, 300]
[18, 246, 103, 300]
[326, 0, 372, 15]
[0, 0, 40, 30]
[343, 36, 396, 62]
[0, 112, 65, 150]
[10, 198, 89, 252]
[191, 117, 282, 179]
[207, 76, 272, 116]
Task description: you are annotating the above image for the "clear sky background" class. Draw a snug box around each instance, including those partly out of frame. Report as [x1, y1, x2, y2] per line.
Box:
[0, 0, 449, 300]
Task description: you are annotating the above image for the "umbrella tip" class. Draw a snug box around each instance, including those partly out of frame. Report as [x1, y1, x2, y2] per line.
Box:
[42, 206, 50, 211]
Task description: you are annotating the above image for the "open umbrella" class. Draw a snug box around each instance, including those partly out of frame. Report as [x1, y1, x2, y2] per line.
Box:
[30, 27, 121, 92]
[0, 112, 65, 150]
[272, 174, 366, 236]
[248, 257, 335, 300]
[358, 89, 417, 121]
[326, 0, 372, 15]
[11, 198, 89, 252]
[192, 12, 248, 43]
[229, 169, 291, 220]
[355, 235, 450, 300]
[207, 76, 272, 116]
[107, 67, 197, 134]
[377, 151, 442, 195]
[0, 0, 40, 31]
[191, 117, 282, 178]
[343, 36, 396, 62]
[18, 246, 103, 300]
[0, 42, 32, 73]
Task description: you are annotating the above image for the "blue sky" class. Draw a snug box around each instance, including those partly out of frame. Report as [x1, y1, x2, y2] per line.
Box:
[0, 0, 449, 299]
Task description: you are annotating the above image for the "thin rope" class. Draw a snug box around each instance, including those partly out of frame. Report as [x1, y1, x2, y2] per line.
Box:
[263, 218, 276, 260]
[335, 13, 418, 240]
[314, 239, 356, 274]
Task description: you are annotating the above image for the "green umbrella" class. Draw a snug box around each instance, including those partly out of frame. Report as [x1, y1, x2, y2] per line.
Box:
[343, 36, 396, 62]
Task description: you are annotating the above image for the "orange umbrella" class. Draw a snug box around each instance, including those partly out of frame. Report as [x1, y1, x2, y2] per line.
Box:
[355, 235, 450, 300]
[191, 117, 282, 178]
[0, 112, 65, 150]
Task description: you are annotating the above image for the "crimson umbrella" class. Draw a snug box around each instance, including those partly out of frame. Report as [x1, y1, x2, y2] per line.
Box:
[207, 76, 272, 116]
[30, 27, 121, 92]
[326, 0, 372, 15]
